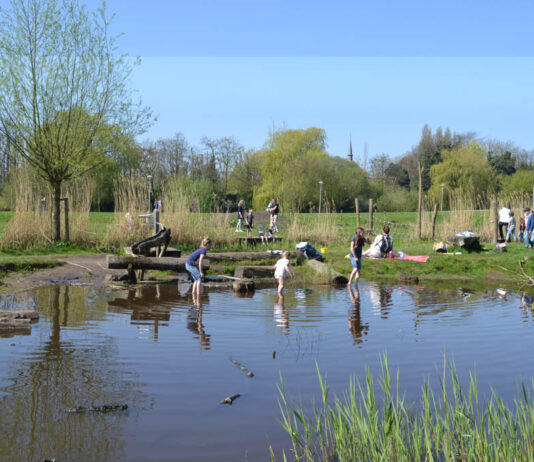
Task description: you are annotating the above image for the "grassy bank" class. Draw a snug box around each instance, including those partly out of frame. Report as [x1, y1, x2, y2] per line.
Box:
[276, 357, 534, 461]
[0, 210, 532, 285]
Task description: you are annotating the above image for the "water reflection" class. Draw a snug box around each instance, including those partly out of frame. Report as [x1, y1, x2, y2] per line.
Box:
[274, 294, 289, 334]
[0, 285, 146, 462]
[368, 282, 393, 318]
[347, 285, 369, 345]
[187, 294, 211, 350]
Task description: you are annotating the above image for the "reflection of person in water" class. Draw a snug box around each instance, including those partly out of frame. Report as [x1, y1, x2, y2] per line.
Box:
[347, 285, 369, 345]
[368, 283, 393, 319]
[186, 295, 211, 350]
[273, 294, 289, 334]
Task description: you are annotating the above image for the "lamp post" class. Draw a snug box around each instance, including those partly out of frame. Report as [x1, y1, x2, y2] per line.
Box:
[440, 183, 445, 211]
[318, 180, 324, 214]
[147, 175, 153, 211]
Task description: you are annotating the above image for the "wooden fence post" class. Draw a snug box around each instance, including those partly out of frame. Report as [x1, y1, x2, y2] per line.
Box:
[355, 198, 360, 228]
[491, 196, 498, 243]
[417, 162, 423, 240]
[431, 202, 439, 240]
[369, 199, 374, 232]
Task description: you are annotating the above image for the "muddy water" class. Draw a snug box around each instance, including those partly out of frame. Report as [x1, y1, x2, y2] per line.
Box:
[0, 282, 533, 461]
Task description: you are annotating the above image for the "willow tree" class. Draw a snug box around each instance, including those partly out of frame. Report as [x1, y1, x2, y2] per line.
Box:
[0, 0, 152, 240]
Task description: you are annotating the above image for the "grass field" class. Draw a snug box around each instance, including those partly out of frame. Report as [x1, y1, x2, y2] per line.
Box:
[0, 210, 532, 286]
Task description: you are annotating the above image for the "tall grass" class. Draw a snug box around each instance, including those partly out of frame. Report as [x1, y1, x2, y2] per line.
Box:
[287, 213, 343, 246]
[277, 356, 534, 461]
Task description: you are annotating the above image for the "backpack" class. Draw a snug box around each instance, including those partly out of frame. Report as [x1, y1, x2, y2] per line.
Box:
[379, 234, 392, 253]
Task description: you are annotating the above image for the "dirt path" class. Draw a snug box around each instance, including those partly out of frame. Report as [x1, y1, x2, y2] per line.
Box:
[2, 255, 125, 292]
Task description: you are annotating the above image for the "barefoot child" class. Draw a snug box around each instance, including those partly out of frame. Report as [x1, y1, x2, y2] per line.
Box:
[186, 237, 212, 298]
[348, 227, 368, 285]
[245, 209, 254, 238]
[274, 251, 293, 295]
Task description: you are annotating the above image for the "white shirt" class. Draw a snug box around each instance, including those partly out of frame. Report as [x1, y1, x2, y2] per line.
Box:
[498, 207, 510, 223]
[274, 258, 289, 278]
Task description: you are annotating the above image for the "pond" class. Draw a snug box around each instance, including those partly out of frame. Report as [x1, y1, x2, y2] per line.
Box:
[0, 281, 533, 461]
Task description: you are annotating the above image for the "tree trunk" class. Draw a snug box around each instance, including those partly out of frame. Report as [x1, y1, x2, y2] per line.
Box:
[417, 162, 423, 240]
[52, 181, 61, 242]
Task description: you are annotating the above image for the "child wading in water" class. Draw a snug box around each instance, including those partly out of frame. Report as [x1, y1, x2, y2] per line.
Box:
[348, 227, 368, 285]
[274, 251, 293, 295]
[185, 237, 212, 300]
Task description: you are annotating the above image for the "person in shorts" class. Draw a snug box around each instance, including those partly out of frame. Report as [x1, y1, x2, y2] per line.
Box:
[186, 237, 212, 299]
[274, 251, 293, 295]
[348, 227, 368, 285]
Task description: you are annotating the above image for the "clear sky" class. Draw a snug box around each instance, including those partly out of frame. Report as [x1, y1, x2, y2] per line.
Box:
[4, 0, 534, 160]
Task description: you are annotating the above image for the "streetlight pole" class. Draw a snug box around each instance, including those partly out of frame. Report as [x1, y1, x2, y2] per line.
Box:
[318, 180, 324, 214]
[147, 175, 153, 211]
[440, 184, 445, 211]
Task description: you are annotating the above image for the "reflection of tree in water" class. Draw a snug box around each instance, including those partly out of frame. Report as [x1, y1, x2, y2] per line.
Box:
[0, 285, 147, 461]
[274, 294, 289, 334]
[347, 285, 369, 345]
[368, 282, 393, 318]
[187, 294, 211, 350]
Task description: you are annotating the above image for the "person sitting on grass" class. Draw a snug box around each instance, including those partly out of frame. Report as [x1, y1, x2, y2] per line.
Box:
[245, 209, 254, 238]
[362, 225, 393, 259]
[185, 237, 212, 299]
[274, 251, 293, 296]
[258, 224, 266, 243]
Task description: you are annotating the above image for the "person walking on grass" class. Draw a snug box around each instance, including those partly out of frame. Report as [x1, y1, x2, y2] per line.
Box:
[348, 227, 369, 285]
[506, 211, 517, 242]
[186, 237, 212, 299]
[526, 209, 534, 249]
[245, 209, 254, 238]
[235, 199, 245, 232]
[274, 251, 293, 295]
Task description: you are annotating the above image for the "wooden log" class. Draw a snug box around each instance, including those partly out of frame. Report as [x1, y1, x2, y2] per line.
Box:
[369, 198, 374, 232]
[234, 266, 275, 279]
[0, 318, 32, 335]
[491, 196, 498, 244]
[306, 259, 348, 284]
[355, 198, 360, 227]
[208, 251, 303, 263]
[417, 162, 423, 239]
[220, 394, 240, 405]
[0, 310, 39, 321]
[236, 236, 283, 246]
[107, 255, 210, 271]
[230, 358, 254, 377]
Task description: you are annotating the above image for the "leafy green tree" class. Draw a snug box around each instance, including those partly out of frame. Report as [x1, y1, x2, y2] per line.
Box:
[0, 0, 152, 240]
[253, 127, 327, 210]
[428, 141, 497, 206]
[384, 162, 410, 188]
[500, 170, 534, 196]
[228, 149, 262, 205]
[488, 151, 516, 176]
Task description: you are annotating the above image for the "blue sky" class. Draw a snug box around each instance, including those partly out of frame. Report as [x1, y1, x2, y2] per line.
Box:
[4, 0, 534, 160]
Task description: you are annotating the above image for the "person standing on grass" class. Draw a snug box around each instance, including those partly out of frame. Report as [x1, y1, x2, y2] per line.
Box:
[348, 227, 368, 285]
[521, 208, 530, 245]
[235, 199, 245, 232]
[268, 198, 279, 232]
[274, 251, 293, 295]
[245, 209, 254, 238]
[525, 209, 534, 249]
[498, 203, 511, 242]
[186, 237, 212, 299]
[506, 211, 517, 242]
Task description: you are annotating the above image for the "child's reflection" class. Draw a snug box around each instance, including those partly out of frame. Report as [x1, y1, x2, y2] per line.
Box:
[187, 293, 211, 350]
[347, 285, 369, 345]
[274, 294, 289, 334]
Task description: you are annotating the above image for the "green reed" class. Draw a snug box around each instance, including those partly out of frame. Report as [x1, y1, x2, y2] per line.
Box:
[276, 356, 534, 461]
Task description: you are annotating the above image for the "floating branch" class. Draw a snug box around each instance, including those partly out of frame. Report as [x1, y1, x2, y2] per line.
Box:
[230, 358, 254, 377]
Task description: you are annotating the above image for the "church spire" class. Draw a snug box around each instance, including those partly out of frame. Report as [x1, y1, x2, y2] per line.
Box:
[348, 135, 353, 161]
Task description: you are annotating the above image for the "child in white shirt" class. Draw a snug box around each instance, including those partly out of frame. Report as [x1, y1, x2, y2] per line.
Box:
[274, 251, 293, 295]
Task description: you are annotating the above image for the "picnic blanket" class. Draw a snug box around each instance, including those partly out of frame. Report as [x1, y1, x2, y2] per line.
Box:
[394, 255, 429, 263]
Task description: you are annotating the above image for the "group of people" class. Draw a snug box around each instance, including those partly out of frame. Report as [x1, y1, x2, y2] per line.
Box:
[235, 198, 280, 240]
[499, 204, 534, 248]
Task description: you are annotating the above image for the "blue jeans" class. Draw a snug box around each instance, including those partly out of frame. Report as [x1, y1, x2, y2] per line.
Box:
[506, 226, 517, 242]
[524, 230, 532, 248]
[186, 263, 202, 281]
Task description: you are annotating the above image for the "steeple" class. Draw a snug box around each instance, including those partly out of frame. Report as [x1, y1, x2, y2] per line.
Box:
[348, 135, 353, 161]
